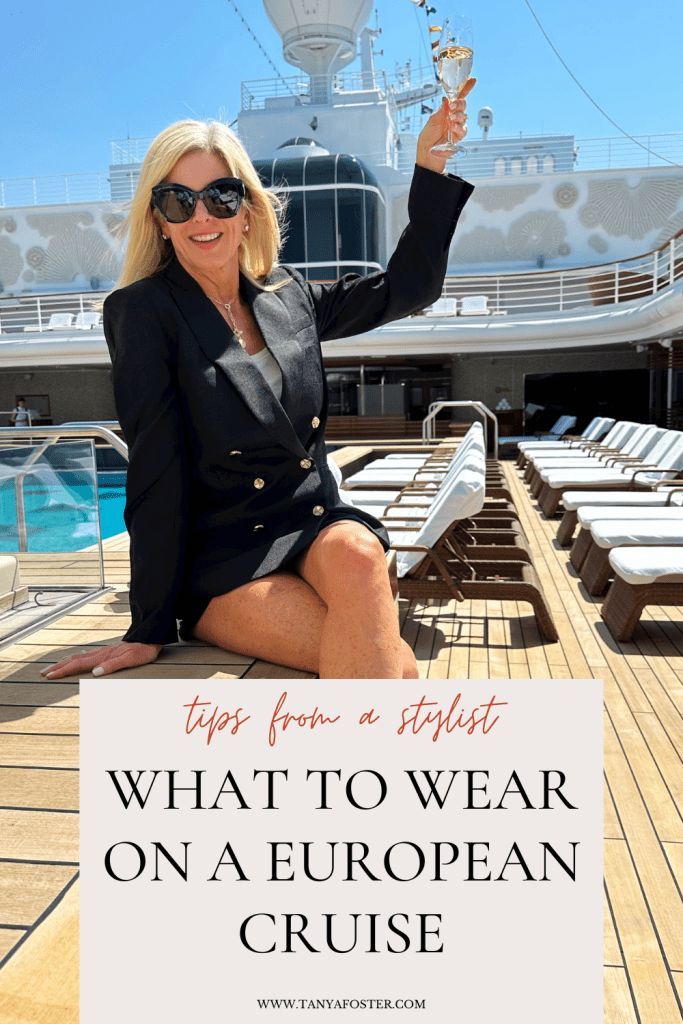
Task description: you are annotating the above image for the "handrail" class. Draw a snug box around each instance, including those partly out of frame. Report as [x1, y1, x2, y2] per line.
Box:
[422, 401, 499, 457]
[0, 425, 129, 460]
[0, 409, 33, 426]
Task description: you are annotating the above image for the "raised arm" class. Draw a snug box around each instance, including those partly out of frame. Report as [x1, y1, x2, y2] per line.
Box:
[294, 89, 475, 342]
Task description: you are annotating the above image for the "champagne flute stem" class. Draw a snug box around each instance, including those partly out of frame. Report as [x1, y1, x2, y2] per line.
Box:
[446, 96, 456, 147]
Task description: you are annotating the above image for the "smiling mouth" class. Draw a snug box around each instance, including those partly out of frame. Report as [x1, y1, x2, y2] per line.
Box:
[190, 232, 222, 243]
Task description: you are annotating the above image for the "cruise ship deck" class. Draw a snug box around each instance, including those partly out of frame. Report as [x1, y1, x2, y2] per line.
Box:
[0, 451, 681, 1023]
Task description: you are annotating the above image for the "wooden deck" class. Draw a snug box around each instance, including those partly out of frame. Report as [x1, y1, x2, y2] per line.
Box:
[0, 460, 681, 1022]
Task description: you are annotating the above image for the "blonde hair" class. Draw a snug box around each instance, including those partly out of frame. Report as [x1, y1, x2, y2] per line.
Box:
[117, 119, 285, 289]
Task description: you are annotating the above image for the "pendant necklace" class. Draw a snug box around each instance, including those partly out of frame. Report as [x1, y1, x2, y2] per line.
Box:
[211, 295, 246, 348]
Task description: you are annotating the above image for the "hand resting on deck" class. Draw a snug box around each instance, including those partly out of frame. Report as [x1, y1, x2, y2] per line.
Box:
[41, 641, 163, 679]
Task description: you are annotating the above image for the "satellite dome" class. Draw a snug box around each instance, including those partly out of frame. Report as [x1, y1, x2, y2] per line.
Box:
[278, 137, 318, 148]
[277, 137, 330, 157]
[263, 0, 374, 78]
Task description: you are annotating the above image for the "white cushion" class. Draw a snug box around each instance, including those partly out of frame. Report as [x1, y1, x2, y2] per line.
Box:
[608, 547, 683, 584]
[341, 489, 402, 506]
[519, 441, 579, 453]
[346, 467, 444, 486]
[395, 465, 485, 577]
[541, 467, 637, 486]
[383, 453, 432, 462]
[590, 519, 683, 548]
[577, 505, 683, 527]
[0, 555, 20, 594]
[562, 489, 683, 510]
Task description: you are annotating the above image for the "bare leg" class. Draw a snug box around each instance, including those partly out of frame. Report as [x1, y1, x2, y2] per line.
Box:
[293, 522, 418, 679]
[193, 571, 324, 673]
[192, 565, 418, 679]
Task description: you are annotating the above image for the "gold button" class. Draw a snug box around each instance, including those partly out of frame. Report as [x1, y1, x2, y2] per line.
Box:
[253, 523, 264, 531]
[312, 505, 325, 516]
[254, 477, 265, 489]
[311, 416, 320, 428]
[228, 450, 242, 456]
[300, 458, 313, 469]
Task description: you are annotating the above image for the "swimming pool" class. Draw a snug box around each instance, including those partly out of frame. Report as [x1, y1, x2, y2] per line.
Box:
[0, 472, 126, 552]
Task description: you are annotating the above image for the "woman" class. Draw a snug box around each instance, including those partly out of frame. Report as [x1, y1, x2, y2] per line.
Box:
[45, 87, 474, 681]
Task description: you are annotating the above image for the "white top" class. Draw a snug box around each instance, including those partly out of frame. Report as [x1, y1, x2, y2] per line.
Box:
[250, 345, 283, 400]
[609, 547, 683, 585]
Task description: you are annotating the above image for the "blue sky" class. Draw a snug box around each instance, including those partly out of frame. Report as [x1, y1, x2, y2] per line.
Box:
[3, 0, 682, 180]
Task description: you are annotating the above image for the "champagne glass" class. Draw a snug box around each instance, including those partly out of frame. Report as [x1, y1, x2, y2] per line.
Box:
[431, 14, 474, 157]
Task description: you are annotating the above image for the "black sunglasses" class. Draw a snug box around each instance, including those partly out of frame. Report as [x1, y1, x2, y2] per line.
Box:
[151, 176, 247, 223]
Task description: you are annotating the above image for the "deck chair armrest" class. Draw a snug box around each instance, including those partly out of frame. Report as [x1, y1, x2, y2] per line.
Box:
[628, 465, 668, 483]
[654, 478, 683, 491]
[390, 544, 466, 601]
[588, 446, 622, 457]
[604, 455, 644, 467]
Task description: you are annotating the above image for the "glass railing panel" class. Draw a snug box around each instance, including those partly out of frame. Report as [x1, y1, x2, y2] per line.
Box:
[0, 439, 105, 594]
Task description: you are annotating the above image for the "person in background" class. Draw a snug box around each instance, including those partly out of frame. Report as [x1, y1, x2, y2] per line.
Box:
[9, 398, 30, 427]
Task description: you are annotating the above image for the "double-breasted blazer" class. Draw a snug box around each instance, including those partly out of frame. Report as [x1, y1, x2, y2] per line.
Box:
[103, 164, 474, 645]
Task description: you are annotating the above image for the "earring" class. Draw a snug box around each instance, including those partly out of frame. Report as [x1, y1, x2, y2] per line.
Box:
[243, 223, 249, 234]
[161, 233, 168, 240]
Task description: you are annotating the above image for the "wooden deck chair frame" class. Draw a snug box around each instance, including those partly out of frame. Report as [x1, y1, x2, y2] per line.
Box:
[601, 575, 683, 642]
[392, 532, 559, 643]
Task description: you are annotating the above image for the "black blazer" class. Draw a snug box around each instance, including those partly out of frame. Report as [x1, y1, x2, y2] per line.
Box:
[103, 164, 474, 644]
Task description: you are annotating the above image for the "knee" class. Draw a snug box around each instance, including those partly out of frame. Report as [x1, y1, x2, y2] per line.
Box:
[322, 529, 387, 587]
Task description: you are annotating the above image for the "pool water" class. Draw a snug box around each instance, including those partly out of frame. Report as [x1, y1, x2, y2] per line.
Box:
[0, 472, 126, 553]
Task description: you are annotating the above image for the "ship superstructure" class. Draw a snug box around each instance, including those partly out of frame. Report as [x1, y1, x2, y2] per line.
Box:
[0, 0, 681, 433]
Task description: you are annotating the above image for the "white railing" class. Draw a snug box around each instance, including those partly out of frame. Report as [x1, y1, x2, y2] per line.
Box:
[573, 133, 683, 171]
[3, 127, 682, 210]
[437, 234, 683, 317]
[0, 173, 112, 208]
[240, 68, 398, 111]
[1, 235, 681, 336]
[0, 293, 107, 334]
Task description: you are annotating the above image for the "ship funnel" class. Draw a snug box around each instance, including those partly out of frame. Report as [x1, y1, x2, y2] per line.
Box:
[263, 0, 374, 79]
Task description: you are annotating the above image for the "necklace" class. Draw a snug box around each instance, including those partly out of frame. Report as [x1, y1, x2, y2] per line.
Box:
[211, 295, 246, 348]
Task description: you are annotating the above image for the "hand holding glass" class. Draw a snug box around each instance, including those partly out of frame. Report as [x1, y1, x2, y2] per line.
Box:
[431, 15, 474, 157]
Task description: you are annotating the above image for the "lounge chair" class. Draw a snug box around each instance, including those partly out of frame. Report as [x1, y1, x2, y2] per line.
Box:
[528, 425, 667, 485]
[391, 525, 558, 642]
[557, 483, 683, 545]
[425, 297, 458, 317]
[573, 516, 683, 595]
[344, 423, 485, 490]
[0, 555, 28, 612]
[601, 548, 683, 640]
[568, 496, 683, 571]
[535, 430, 683, 516]
[74, 311, 102, 329]
[522, 421, 639, 485]
[44, 313, 75, 331]
[501, 414, 578, 450]
[516, 417, 615, 467]
[525, 422, 651, 490]
[459, 294, 490, 316]
[371, 449, 558, 641]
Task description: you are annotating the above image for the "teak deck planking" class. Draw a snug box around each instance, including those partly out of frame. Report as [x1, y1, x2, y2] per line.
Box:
[0, 457, 681, 1023]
